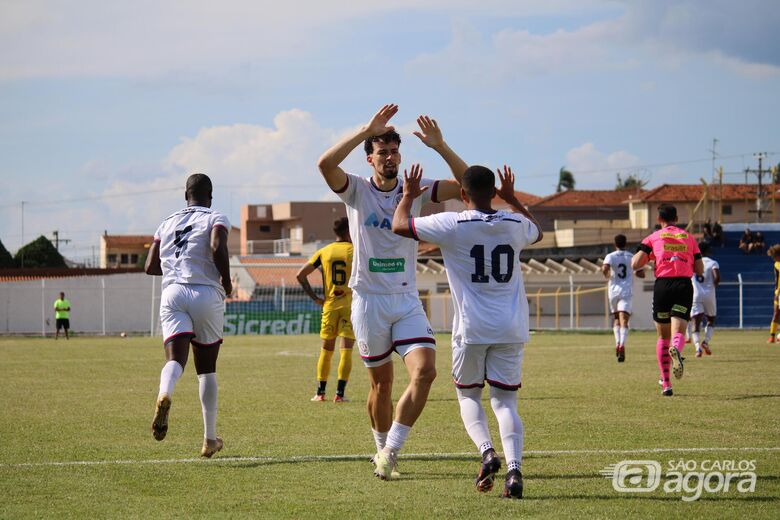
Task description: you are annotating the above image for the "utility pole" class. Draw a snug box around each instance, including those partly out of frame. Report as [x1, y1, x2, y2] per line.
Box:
[51, 230, 71, 251]
[707, 138, 718, 221]
[20, 201, 26, 268]
[745, 153, 768, 222]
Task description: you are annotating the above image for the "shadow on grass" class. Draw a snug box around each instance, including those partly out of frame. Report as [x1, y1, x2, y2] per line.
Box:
[724, 393, 780, 401]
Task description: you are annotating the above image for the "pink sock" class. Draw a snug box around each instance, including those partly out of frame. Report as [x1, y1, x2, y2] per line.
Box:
[657, 338, 671, 388]
[672, 332, 685, 355]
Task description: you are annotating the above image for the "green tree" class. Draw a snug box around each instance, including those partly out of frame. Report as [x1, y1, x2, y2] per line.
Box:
[136, 251, 148, 269]
[556, 167, 575, 192]
[14, 235, 67, 268]
[616, 172, 647, 190]
[0, 240, 14, 268]
[773, 163, 780, 184]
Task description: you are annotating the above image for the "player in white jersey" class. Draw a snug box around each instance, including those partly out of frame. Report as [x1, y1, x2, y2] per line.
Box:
[691, 242, 720, 357]
[317, 105, 466, 480]
[602, 234, 645, 362]
[144, 173, 232, 458]
[393, 165, 542, 499]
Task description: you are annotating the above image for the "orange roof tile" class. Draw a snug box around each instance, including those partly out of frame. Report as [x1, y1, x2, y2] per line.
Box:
[492, 190, 543, 208]
[102, 235, 155, 247]
[532, 189, 644, 207]
[637, 183, 778, 202]
[0, 267, 142, 282]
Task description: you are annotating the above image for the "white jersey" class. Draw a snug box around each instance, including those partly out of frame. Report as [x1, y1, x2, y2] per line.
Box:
[603, 250, 634, 296]
[154, 206, 230, 292]
[411, 208, 540, 344]
[336, 173, 439, 294]
[693, 257, 720, 299]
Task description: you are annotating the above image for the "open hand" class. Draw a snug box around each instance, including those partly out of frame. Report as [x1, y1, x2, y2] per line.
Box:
[496, 165, 517, 203]
[402, 164, 429, 200]
[413, 115, 443, 148]
[366, 104, 399, 136]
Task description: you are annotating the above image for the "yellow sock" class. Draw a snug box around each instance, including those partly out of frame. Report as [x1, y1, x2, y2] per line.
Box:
[317, 348, 334, 382]
[771, 322, 778, 335]
[337, 348, 353, 382]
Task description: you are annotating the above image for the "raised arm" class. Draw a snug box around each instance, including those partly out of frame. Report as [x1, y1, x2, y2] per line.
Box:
[496, 166, 543, 244]
[317, 104, 399, 192]
[391, 164, 428, 239]
[296, 263, 324, 306]
[413, 115, 468, 202]
[210, 225, 232, 297]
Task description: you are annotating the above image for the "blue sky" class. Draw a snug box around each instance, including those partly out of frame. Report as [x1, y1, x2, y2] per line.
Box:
[0, 0, 778, 264]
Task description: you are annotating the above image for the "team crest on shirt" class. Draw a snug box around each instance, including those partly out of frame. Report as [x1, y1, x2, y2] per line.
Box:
[358, 341, 369, 356]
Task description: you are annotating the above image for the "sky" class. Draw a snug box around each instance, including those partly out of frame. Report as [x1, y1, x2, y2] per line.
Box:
[1, 0, 778, 264]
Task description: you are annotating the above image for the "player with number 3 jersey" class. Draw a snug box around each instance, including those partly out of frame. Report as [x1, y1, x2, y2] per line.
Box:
[602, 234, 644, 362]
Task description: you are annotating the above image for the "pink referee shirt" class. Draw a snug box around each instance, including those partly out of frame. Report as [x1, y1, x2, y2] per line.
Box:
[638, 225, 701, 278]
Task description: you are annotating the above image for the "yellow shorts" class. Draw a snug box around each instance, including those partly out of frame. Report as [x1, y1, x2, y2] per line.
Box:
[320, 306, 354, 340]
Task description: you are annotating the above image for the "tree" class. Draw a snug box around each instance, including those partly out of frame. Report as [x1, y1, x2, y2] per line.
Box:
[0, 240, 14, 268]
[773, 163, 780, 184]
[136, 250, 148, 269]
[13, 235, 67, 268]
[616, 172, 648, 190]
[556, 167, 575, 192]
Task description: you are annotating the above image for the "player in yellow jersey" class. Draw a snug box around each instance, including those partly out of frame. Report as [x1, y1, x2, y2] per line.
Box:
[767, 244, 780, 343]
[297, 217, 355, 402]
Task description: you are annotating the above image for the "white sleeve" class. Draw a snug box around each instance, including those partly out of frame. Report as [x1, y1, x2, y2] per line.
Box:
[517, 214, 539, 247]
[603, 253, 613, 266]
[334, 173, 359, 206]
[419, 178, 438, 205]
[153, 222, 163, 243]
[712, 260, 720, 270]
[213, 212, 231, 232]
[410, 212, 456, 244]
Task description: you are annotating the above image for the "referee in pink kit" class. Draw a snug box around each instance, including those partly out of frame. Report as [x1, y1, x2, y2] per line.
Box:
[632, 204, 703, 396]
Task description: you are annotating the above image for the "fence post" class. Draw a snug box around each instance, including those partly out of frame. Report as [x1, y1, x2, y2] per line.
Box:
[738, 273, 743, 329]
[568, 275, 574, 329]
[575, 286, 581, 329]
[101, 277, 106, 336]
[535, 288, 542, 330]
[604, 286, 609, 328]
[41, 279, 45, 337]
[555, 287, 561, 329]
[281, 278, 286, 312]
[150, 275, 156, 337]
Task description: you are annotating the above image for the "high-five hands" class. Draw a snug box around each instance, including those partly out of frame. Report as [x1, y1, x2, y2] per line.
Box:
[413, 115, 444, 149]
[402, 164, 429, 200]
[366, 104, 399, 136]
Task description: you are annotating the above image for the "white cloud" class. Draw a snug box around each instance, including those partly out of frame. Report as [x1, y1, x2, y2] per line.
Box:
[564, 142, 642, 189]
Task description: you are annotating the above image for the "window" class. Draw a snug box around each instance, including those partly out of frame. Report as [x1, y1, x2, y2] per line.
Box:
[120, 254, 129, 264]
[723, 205, 732, 215]
[259, 225, 271, 232]
[130, 254, 138, 264]
[107, 254, 117, 264]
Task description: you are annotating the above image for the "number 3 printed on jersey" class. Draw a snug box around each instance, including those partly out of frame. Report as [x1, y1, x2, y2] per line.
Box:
[470, 244, 515, 283]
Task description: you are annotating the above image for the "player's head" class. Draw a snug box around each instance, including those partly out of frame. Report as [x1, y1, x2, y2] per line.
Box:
[699, 241, 711, 257]
[333, 217, 350, 241]
[59, 292, 65, 299]
[657, 204, 677, 225]
[185, 173, 213, 207]
[461, 165, 496, 205]
[769, 244, 780, 260]
[614, 234, 627, 249]
[364, 131, 401, 180]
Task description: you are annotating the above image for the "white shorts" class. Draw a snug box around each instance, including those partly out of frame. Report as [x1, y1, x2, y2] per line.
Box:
[160, 283, 225, 347]
[609, 290, 632, 314]
[452, 337, 524, 390]
[351, 290, 435, 368]
[692, 292, 717, 317]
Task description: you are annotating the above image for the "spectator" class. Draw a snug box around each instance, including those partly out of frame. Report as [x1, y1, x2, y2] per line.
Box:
[53, 292, 71, 340]
[739, 228, 753, 254]
[752, 231, 766, 254]
[712, 221, 724, 247]
[702, 219, 714, 244]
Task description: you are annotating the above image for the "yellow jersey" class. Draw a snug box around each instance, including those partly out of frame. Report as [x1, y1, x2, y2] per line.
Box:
[774, 261, 780, 296]
[308, 241, 353, 311]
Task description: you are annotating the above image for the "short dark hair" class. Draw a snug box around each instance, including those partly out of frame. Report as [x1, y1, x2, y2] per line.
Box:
[699, 241, 711, 255]
[614, 234, 627, 248]
[658, 204, 677, 223]
[186, 173, 213, 200]
[364, 131, 401, 155]
[333, 217, 349, 237]
[462, 165, 495, 199]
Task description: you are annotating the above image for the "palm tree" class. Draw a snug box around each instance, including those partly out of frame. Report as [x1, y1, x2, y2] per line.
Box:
[557, 167, 575, 192]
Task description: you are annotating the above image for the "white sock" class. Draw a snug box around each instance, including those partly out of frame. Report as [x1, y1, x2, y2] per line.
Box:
[385, 421, 411, 453]
[456, 387, 492, 453]
[198, 373, 218, 440]
[158, 360, 183, 398]
[704, 323, 714, 343]
[692, 331, 701, 350]
[372, 429, 388, 452]
[613, 325, 620, 345]
[490, 387, 524, 467]
[619, 327, 628, 347]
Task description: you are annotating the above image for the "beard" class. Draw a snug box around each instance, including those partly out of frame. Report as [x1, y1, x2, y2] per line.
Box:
[381, 166, 399, 179]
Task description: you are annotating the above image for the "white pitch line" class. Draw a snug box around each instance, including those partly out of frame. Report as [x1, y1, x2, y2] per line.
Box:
[1, 447, 779, 469]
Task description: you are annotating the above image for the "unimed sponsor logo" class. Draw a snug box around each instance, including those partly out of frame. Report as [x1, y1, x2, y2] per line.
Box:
[224, 313, 316, 335]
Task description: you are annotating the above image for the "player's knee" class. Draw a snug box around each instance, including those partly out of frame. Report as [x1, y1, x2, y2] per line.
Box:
[411, 363, 437, 387]
[371, 379, 393, 398]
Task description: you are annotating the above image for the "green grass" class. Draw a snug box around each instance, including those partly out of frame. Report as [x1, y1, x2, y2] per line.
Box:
[0, 331, 778, 518]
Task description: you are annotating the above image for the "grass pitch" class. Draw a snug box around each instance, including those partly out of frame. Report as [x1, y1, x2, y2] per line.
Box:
[0, 330, 778, 518]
